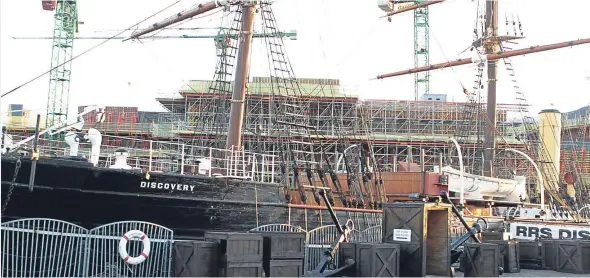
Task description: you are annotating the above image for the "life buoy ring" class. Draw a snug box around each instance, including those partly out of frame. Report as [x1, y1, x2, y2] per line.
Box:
[118, 230, 151, 265]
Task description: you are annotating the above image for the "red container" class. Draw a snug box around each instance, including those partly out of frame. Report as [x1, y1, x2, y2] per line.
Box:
[42, 0, 56, 11]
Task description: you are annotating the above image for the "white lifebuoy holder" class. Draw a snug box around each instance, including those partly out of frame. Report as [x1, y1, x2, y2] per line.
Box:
[118, 230, 151, 265]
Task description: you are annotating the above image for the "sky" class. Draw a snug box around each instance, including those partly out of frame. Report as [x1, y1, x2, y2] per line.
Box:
[1, 0, 589, 120]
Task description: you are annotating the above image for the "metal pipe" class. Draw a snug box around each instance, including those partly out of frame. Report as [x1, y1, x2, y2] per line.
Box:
[226, 3, 256, 150]
[381, 0, 444, 18]
[181, 144, 185, 175]
[149, 140, 153, 172]
[336, 144, 358, 172]
[448, 137, 464, 213]
[375, 37, 590, 79]
[124, 0, 223, 41]
[505, 148, 545, 213]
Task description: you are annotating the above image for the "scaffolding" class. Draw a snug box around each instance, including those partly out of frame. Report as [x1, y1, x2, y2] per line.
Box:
[146, 77, 529, 178]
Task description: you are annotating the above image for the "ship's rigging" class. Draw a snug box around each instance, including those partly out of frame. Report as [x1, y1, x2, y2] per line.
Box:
[378, 0, 590, 219]
[127, 0, 386, 211]
[2, 0, 589, 219]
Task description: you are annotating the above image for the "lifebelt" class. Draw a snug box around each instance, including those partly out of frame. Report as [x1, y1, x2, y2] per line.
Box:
[118, 230, 151, 265]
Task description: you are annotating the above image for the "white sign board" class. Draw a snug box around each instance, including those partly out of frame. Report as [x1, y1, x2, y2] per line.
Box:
[508, 222, 590, 240]
[393, 229, 411, 242]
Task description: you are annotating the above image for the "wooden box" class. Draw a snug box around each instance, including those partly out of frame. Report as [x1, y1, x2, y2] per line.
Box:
[382, 202, 452, 277]
[486, 240, 520, 273]
[172, 240, 218, 277]
[541, 240, 557, 270]
[266, 259, 304, 277]
[250, 231, 306, 260]
[463, 242, 501, 277]
[338, 242, 400, 277]
[205, 231, 263, 263]
[219, 261, 264, 277]
[554, 240, 590, 274]
[518, 240, 543, 269]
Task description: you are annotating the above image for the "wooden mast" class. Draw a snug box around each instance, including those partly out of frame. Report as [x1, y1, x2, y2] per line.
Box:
[375, 1, 590, 179]
[483, 0, 499, 177]
[374, 38, 590, 78]
[226, 3, 256, 150]
[126, 1, 257, 150]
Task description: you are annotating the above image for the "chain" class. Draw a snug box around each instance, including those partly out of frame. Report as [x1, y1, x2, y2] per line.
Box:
[1, 157, 22, 214]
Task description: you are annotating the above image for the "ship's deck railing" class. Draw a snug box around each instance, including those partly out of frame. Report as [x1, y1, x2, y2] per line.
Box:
[7, 134, 281, 183]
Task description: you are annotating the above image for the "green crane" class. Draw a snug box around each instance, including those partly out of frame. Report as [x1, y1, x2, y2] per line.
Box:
[413, 0, 430, 101]
[43, 0, 79, 135]
[379, 0, 437, 100]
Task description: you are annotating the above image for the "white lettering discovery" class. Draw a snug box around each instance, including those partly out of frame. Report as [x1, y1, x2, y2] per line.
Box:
[140, 181, 196, 192]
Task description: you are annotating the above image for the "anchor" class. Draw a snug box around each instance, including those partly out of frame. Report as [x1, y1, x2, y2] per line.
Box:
[440, 191, 504, 276]
[304, 189, 355, 277]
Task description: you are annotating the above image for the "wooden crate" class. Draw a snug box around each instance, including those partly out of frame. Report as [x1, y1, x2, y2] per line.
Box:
[554, 240, 590, 274]
[338, 242, 400, 277]
[463, 242, 501, 277]
[541, 240, 557, 270]
[205, 231, 263, 263]
[486, 240, 520, 273]
[172, 240, 218, 277]
[382, 202, 452, 277]
[219, 261, 264, 277]
[518, 241, 543, 269]
[338, 242, 357, 277]
[250, 231, 306, 260]
[356, 243, 400, 277]
[266, 259, 304, 277]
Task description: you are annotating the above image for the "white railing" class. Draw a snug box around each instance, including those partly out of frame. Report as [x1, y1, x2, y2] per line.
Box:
[7, 134, 280, 183]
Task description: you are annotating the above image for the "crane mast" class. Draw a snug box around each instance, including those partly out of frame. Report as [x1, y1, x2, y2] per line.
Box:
[43, 0, 79, 137]
[414, 0, 430, 101]
[379, 1, 442, 100]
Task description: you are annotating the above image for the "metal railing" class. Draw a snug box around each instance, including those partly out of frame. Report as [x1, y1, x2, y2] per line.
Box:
[248, 223, 383, 273]
[8, 134, 280, 183]
[1, 219, 174, 277]
[1, 217, 380, 277]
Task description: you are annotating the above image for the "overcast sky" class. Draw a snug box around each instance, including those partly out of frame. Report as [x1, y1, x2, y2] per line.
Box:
[1, 0, 589, 120]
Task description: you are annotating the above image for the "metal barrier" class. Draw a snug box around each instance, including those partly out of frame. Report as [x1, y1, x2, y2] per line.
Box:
[1, 219, 174, 278]
[1, 219, 88, 277]
[249, 223, 382, 273]
[305, 225, 360, 272]
[249, 223, 307, 233]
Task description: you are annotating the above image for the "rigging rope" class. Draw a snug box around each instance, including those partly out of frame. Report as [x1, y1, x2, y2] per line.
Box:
[1, 0, 185, 98]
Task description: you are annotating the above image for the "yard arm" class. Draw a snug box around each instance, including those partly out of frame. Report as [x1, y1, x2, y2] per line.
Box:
[304, 189, 355, 277]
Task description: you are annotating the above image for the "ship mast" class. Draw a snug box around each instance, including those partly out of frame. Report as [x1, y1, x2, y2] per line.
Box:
[126, 0, 257, 150]
[483, 0, 499, 177]
[226, 3, 255, 149]
[375, 1, 590, 179]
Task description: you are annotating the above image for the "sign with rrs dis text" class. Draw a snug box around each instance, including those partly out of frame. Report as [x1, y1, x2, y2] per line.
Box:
[509, 222, 590, 240]
[393, 229, 411, 242]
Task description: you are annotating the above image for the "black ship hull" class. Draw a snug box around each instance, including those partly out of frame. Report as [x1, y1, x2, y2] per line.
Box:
[1, 156, 381, 238]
